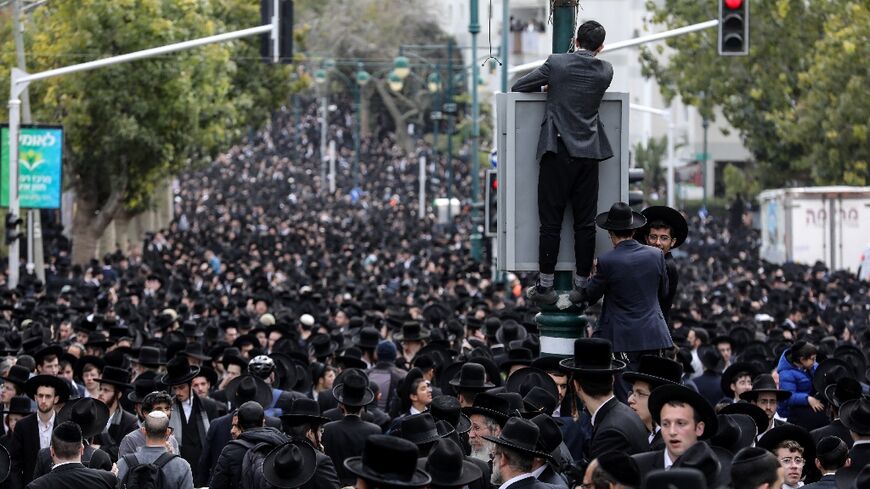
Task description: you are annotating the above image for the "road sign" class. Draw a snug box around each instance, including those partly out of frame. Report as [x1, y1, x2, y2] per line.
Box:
[1, 125, 63, 209]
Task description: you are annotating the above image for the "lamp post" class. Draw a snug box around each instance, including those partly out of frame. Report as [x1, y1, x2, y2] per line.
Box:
[314, 65, 329, 194]
[469, 0, 482, 263]
[427, 68, 442, 221]
[353, 62, 370, 190]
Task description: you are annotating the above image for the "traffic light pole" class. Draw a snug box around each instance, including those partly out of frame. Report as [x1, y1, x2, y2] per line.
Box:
[7, 22, 278, 288]
[469, 0, 482, 263]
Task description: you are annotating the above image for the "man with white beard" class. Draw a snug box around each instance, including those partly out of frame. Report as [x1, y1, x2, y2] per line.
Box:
[461, 393, 510, 463]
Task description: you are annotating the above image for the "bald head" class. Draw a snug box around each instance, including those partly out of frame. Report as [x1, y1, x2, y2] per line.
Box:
[144, 410, 170, 441]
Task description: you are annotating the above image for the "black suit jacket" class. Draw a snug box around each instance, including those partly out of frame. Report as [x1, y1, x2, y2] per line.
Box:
[8, 413, 54, 489]
[588, 397, 650, 460]
[32, 444, 112, 479]
[25, 463, 117, 489]
[512, 50, 614, 162]
[693, 371, 724, 408]
[196, 411, 282, 477]
[538, 464, 568, 488]
[96, 409, 139, 462]
[802, 474, 837, 489]
[848, 442, 870, 467]
[584, 240, 673, 353]
[321, 415, 383, 486]
[503, 474, 557, 489]
[298, 445, 341, 489]
[810, 419, 853, 448]
[631, 449, 665, 476]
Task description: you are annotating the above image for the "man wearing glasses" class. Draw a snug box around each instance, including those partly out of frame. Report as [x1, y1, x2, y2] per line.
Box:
[757, 425, 816, 489]
[635, 206, 688, 325]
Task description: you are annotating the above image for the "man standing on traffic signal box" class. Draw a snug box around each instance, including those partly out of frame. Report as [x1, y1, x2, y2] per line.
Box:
[511, 20, 614, 305]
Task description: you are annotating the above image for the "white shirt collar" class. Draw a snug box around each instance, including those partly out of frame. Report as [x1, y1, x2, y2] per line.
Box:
[852, 439, 870, 446]
[591, 396, 615, 426]
[531, 464, 547, 479]
[498, 473, 533, 489]
[38, 411, 56, 427]
[52, 461, 79, 470]
[409, 406, 423, 415]
[649, 425, 660, 444]
[664, 449, 675, 470]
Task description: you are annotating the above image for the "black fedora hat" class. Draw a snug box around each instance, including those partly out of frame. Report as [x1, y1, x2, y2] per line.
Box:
[637, 206, 689, 248]
[530, 414, 563, 459]
[57, 397, 110, 439]
[739, 374, 792, 402]
[521, 386, 558, 418]
[622, 355, 684, 388]
[418, 438, 482, 489]
[529, 356, 565, 375]
[505, 367, 559, 403]
[344, 435, 431, 488]
[482, 417, 547, 458]
[352, 327, 381, 350]
[160, 356, 200, 386]
[671, 441, 725, 489]
[710, 414, 745, 455]
[595, 201, 647, 231]
[95, 366, 133, 391]
[719, 402, 769, 437]
[720, 362, 761, 398]
[332, 369, 375, 407]
[643, 468, 707, 489]
[181, 343, 211, 362]
[498, 348, 534, 372]
[839, 395, 870, 435]
[127, 377, 165, 404]
[2, 396, 34, 416]
[462, 392, 511, 427]
[85, 332, 113, 349]
[280, 398, 330, 427]
[399, 413, 443, 446]
[24, 374, 71, 402]
[757, 424, 815, 467]
[133, 346, 165, 368]
[221, 352, 248, 372]
[262, 440, 317, 489]
[812, 358, 852, 396]
[334, 347, 368, 370]
[835, 464, 870, 489]
[2, 365, 31, 388]
[559, 338, 626, 373]
[449, 362, 495, 392]
[833, 344, 866, 380]
[181, 321, 202, 338]
[649, 384, 718, 439]
[823, 377, 862, 409]
[225, 375, 273, 409]
[308, 334, 338, 358]
[495, 320, 527, 346]
[394, 322, 430, 342]
[429, 395, 471, 434]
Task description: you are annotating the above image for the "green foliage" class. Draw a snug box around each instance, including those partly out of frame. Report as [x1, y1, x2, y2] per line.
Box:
[722, 163, 761, 201]
[0, 0, 298, 214]
[640, 0, 868, 187]
[633, 136, 667, 197]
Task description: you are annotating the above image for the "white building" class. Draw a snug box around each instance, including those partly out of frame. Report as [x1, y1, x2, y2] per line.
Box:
[433, 0, 751, 200]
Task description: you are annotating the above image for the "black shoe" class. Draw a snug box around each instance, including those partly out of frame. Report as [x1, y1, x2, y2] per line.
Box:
[525, 283, 558, 305]
[568, 286, 584, 305]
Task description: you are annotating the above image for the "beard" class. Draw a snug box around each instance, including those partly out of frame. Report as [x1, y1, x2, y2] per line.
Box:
[491, 466, 503, 485]
[470, 439, 495, 463]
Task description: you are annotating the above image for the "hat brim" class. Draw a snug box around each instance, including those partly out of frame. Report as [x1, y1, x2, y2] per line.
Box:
[505, 368, 559, 403]
[280, 413, 331, 427]
[840, 399, 870, 435]
[332, 384, 375, 407]
[811, 358, 852, 396]
[57, 398, 110, 439]
[393, 332, 431, 342]
[637, 206, 688, 248]
[159, 366, 201, 387]
[622, 371, 681, 389]
[649, 384, 718, 440]
[559, 357, 626, 373]
[417, 458, 482, 487]
[719, 402, 770, 436]
[25, 375, 72, 402]
[757, 424, 815, 462]
[344, 457, 432, 488]
[720, 362, 760, 398]
[262, 442, 317, 488]
[225, 375, 273, 409]
[461, 406, 509, 427]
[595, 210, 647, 231]
[454, 413, 473, 434]
[481, 434, 548, 458]
[334, 356, 368, 370]
[738, 389, 792, 402]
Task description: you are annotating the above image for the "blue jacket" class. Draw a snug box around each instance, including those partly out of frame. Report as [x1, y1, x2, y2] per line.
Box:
[584, 239, 673, 353]
[776, 348, 817, 418]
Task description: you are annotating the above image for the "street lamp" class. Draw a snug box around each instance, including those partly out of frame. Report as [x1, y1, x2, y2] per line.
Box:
[316, 60, 335, 193]
[387, 70, 404, 92]
[393, 56, 410, 79]
[427, 72, 441, 94]
[352, 62, 370, 189]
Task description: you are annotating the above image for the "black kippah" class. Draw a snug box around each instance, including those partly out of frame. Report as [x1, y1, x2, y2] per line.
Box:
[53, 421, 82, 444]
[817, 436, 846, 457]
[597, 451, 641, 487]
[733, 446, 769, 464]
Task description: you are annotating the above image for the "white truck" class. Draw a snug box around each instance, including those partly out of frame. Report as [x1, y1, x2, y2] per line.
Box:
[758, 186, 870, 277]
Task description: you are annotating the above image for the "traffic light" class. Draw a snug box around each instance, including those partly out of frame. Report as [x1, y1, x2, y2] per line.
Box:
[5, 213, 22, 245]
[260, 0, 294, 63]
[719, 0, 749, 56]
[485, 169, 497, 237]
[628, 168, 645, 207]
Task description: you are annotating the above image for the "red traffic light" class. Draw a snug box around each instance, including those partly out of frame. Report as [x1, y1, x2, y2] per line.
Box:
[725, 0, 743, 9]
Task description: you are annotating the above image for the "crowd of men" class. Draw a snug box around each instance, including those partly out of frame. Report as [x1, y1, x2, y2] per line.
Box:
[0, 91, 867, 489]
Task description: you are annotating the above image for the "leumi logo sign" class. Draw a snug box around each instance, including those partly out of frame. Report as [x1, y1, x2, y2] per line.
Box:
[1, 125, 63, 209]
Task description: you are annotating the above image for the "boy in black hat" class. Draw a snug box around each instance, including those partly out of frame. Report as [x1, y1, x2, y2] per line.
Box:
[635, 206, 688, 324]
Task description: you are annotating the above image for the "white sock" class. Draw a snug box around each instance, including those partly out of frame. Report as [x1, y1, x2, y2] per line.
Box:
[539, 273, 554, 288]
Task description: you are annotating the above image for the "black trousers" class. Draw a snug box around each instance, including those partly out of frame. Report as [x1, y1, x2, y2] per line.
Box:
[537, 139, 600, 276]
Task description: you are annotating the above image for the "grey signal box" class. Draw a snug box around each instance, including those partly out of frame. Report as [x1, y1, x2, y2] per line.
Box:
[495, 92, 629, 272]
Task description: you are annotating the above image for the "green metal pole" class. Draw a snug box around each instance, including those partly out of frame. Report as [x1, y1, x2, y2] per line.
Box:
[470, 0, 482, 262]
[353, 83, 361, 189]
[536, 0, 586, 358]
[432, 64, 440, 204]
[702, 117, 709, 210]
[446, 41, 455, 222]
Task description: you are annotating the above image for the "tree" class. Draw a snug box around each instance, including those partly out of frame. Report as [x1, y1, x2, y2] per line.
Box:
[639, 0, 867, 188]
[633, 136, 667, 199]
[0, 0, 296, 263]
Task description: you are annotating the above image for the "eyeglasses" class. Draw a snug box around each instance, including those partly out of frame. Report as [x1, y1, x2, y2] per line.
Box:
[647, 234, 673, 243]
[579, 483, 595, 489]
[779, 457, 805, 466]
[628, 389, 650, 398]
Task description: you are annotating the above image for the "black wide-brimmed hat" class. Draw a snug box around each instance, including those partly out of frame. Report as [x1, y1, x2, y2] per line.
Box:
[73, 355, 105, 382]
[720, 362, 761, 398]
[643, 468, 706, 489]
[710, 414, 748, 455]
[530, 414, 563, 459]
[499, 348, 534, 372]
[95, 366, 133, 391]
[597, 452, 641, 488]
[521, 386, 558, 419]
[225, 375, 273, 409]
[24, 374, 71, 402]
[505, 367, 559, 403]
[394, 322, 430, 342]
[757, 424, 815, 467]
[181, 343, 212, 361]
[2, 396, 34, 416]
[308, 334, 339, 359]
[559, 338, 626, 373]
[2, 365, 31, 388]
[622, 355, 684, 388]
[719, 402, 769, 437]
[637, 206, 689, 248]
[812, 358, 852, 396]
[127, 377, 165, 404]
[840, 395, 870, 435]
[133, 346, 165, 368]
[262, 440, 317, 489]
[33, 344, 63, 365]
[495, 320, 527, 346]
[449, 362, 494, 392]
[835, 464, 870, 489]
[57, 397, 110, 439]
[462, 392, 511, 427]
[429, 395, 472, 434]
[739, 374, 792, 402]
[332, 369, 375, 407]
[399, 413, 444, 446]
[418, 439, 482, 489]
[280, 398, 330, 427]
[649, 384, 718, 439]
[160, 356, 200, 386]
[595, 201, 647, 231]
[334, 347, 368, 370]
[344, 435, 431, 488]
[671, 441, 726, 489]
[482, 417, 547, 458]
[824, 377, 862, 409]
[352, 327, 381, 349]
